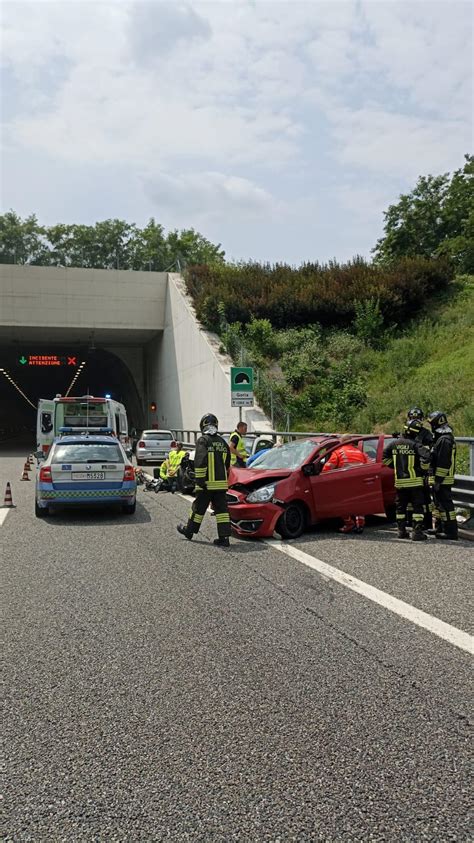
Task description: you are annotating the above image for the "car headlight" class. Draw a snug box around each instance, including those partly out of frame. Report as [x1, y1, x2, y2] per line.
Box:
[247, 483, 276, 503]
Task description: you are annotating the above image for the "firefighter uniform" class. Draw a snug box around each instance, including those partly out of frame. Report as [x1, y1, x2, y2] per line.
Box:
[428, 412, 457, 540]
[404, 408, 434, 529]
[177, 414, 231, 547]
[382, 421, 431, 541]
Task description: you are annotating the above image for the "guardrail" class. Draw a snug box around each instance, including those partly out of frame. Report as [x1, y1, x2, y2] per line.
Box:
[172, 429, 474, 473]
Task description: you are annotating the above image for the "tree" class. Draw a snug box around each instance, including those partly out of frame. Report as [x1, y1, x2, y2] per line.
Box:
[373, 154, 474, 272]
[0, 211, 49, 265]
[165, 228, 225, 269]
[0, 213, 225, 271]
[128, 218, 168, 271]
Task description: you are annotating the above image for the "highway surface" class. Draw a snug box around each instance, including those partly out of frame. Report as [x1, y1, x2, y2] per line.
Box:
[2, 438, 473, 841]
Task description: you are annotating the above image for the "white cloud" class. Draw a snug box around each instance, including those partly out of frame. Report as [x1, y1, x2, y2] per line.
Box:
[144, 169, 279, 224]
[1, 0, 472, 262]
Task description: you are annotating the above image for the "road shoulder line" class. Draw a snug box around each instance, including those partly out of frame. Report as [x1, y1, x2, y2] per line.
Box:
[266, 539, 473, 654]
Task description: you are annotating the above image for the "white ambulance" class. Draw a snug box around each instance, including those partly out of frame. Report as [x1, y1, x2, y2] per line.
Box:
[37, 395, 130, 456]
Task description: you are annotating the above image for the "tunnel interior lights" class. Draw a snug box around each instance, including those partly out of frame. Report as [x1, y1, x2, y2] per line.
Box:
[65, 362, 87, 397]
[0, 368, 37, 409]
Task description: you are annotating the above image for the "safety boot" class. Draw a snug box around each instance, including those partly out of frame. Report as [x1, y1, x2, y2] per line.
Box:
[436, 521, 458, 541]
[397, 519, 409, 539]
[177, 524, 193, 540]
[411, 523, 427, 541]
[213, 537, 230, 548]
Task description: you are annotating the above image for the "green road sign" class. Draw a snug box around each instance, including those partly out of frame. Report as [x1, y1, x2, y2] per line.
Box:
[231, 367, 253, 392]
[19, 356, 27, 365]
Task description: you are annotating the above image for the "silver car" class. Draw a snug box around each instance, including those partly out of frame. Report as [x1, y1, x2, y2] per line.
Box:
[136, 429, 175, 465]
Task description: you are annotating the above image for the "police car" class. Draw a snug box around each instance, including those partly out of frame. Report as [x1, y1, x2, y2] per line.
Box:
[35, 429, 137, 517]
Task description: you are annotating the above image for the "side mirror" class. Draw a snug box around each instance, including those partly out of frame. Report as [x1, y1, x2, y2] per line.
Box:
[302, 463, 314, 477]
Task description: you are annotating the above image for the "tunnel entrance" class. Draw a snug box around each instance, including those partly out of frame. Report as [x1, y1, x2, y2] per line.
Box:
[0, 345, 145, 438]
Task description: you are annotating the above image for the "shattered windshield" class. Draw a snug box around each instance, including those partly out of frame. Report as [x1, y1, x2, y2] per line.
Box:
[248, 440, 317, 471]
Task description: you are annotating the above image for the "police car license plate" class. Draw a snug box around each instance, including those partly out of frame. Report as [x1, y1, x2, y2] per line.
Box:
[73, 471, 106, 480]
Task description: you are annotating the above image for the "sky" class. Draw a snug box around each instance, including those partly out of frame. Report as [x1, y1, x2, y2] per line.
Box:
[1, 0, 472, 264]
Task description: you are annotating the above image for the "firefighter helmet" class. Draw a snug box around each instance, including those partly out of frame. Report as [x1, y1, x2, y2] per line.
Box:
[407, 407, 424, 421]
[199, 413, 218, 432]
[404, 419, 423, 438]
[427, 411, 448, 430]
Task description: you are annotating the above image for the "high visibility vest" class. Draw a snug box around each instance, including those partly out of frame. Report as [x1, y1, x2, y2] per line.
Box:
[322, 444, 369, 471]
[160, 460, 169, 480]
[168, 449, 186, 476]
[230, 431, 248, 465]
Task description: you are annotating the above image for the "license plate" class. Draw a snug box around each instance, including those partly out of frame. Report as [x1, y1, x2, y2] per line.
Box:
[72, 471, 106, 480]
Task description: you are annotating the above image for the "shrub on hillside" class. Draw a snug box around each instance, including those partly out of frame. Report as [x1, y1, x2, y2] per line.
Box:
[186, 257, 453, 331]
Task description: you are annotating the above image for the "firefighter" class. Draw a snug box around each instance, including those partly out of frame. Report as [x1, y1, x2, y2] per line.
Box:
[229, 421, 249, 467]
[406, 407, 434, 529]
[382, 420, 431, 541]
[322, 441, 369, 533]
[406, 407, 434, 447]
[427, 411, 458, 540]
[177, 413, 232, 547]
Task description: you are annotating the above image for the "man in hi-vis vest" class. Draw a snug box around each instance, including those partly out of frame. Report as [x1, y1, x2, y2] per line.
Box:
[229, 421, 248, 468]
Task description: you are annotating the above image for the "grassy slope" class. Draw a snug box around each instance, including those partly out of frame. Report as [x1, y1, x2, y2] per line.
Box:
[350, 276, 474, 472]
[351, 277, 474, 432]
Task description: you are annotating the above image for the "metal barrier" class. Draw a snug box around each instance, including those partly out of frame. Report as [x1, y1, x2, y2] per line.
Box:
[172, 429, 473, 472]
[171, 428, 474, 534]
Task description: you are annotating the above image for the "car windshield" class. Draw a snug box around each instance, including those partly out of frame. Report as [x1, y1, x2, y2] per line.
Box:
[142, 432, 172, 441]
[56, 402, 109, 428]
[248, 439, 317, 470]
[52, 443, 124, 463]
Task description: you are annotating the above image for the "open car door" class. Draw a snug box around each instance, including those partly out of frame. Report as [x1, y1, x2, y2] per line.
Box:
[37, 399, 56, 456]
[310, 451, 385, 521]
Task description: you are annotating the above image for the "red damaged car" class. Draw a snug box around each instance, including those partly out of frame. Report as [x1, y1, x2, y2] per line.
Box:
[226, 434, 396, 539]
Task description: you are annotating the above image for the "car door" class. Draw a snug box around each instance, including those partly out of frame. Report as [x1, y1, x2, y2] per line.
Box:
[37, 399, 56, 455]
[310, 457, 385, 520]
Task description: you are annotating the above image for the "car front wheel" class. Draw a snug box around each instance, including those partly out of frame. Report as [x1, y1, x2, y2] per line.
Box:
[276, 503, 305, 539]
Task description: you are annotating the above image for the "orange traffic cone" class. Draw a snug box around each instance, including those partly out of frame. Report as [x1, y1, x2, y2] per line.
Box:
[29, 454, 35, 464]
[24, 460, 32, 472]
[2, 482, 16, 507]
[20, 466, 30, 481]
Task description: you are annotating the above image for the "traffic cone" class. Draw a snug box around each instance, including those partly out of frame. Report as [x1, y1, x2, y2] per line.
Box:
[20, 466, 30, 481]
[2, 482, 15, 507]
[24, 460, 32, 472]
[29, 454, 35, 464]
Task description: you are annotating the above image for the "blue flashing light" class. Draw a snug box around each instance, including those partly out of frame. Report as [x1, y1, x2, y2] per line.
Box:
[105, 393, 112, 399]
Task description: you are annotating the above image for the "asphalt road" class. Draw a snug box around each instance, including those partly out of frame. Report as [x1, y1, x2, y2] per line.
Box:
[2, 439, 473, 841]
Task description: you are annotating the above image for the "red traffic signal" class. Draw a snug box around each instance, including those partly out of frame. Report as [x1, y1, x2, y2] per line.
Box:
[150, 402, 157, 412]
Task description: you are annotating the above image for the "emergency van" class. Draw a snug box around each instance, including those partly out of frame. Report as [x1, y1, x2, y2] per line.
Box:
[37, 395, 129, 456]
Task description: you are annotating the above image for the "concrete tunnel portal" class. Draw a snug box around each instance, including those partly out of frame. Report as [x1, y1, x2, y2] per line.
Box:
[0, 264, 272, 438]
[0, 343, 145, 436]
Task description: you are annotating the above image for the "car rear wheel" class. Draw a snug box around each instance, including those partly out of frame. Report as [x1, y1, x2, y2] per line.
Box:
[122, 500, 136, 515]
[35, 501, 47, 518]
[276, 503, 305, 539]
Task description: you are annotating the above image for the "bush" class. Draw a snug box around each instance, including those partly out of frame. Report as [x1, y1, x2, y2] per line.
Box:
[186, 257, 453, 332]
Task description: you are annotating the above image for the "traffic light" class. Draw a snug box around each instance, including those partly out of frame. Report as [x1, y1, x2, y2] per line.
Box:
[150, 401, 157, 412]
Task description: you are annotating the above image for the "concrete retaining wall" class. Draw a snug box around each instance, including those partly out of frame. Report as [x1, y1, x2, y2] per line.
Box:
[151, 274, 271, 432]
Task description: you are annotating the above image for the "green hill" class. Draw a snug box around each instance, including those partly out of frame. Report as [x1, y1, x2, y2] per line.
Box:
[210, 275, 473, 473]
[350, 276, 474, 471]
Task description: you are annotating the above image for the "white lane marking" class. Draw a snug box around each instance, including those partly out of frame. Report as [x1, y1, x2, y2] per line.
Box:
[266, 539, 474, 655]
[0, 509, 12, 526]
